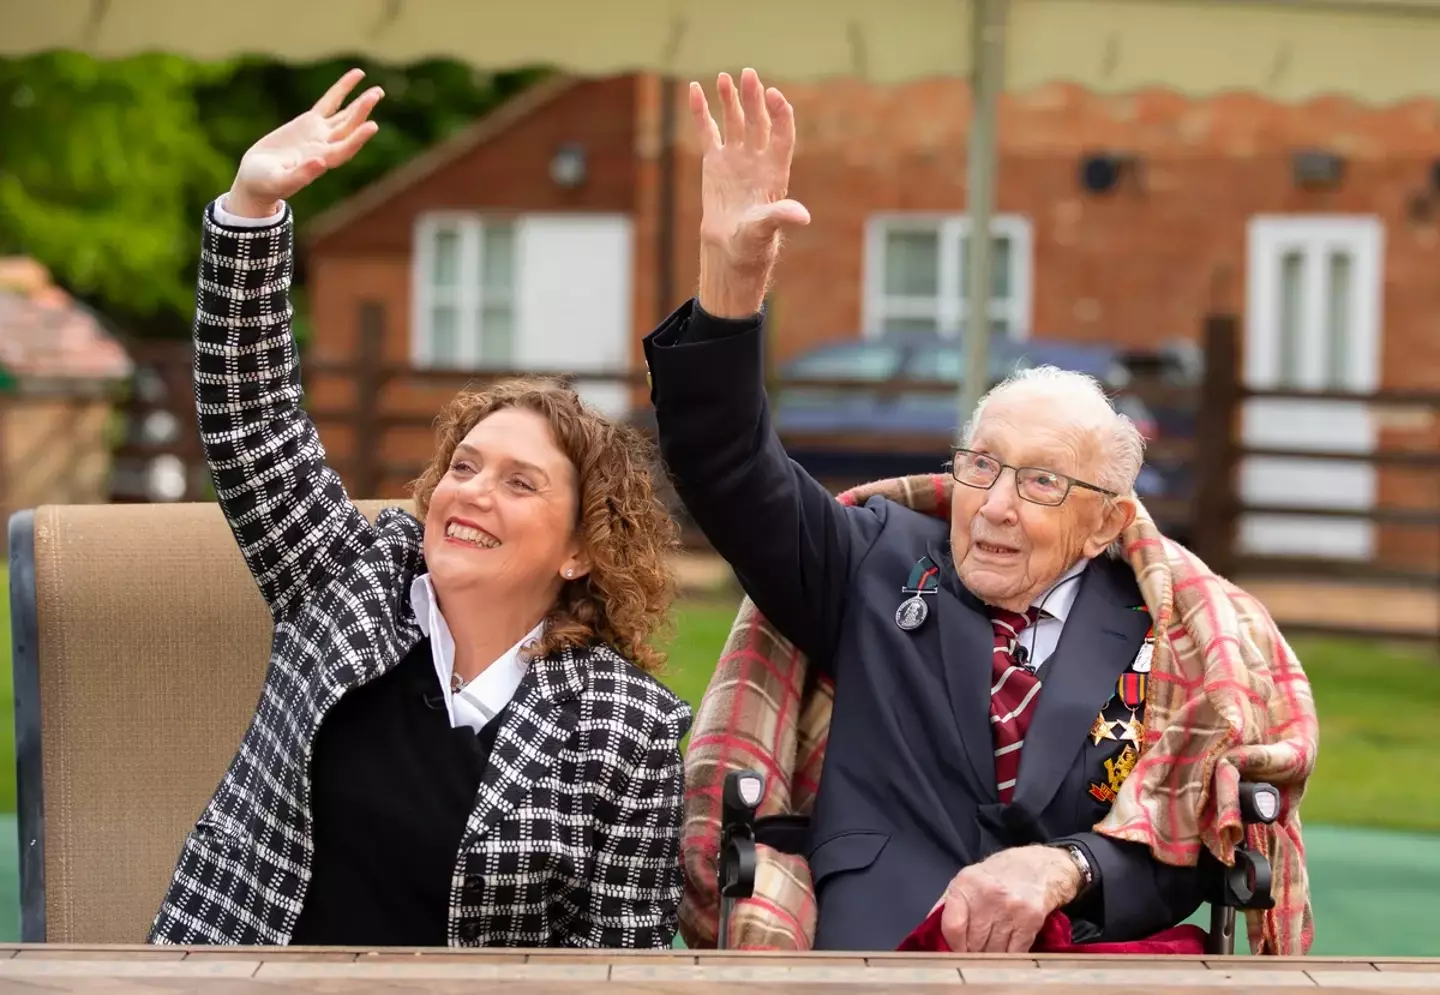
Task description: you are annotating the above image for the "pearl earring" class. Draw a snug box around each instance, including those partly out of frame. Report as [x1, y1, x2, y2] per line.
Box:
[565, 568, 574, 578]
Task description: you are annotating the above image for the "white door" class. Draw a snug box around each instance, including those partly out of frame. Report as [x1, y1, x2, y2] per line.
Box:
[515, 215, 634, 417]
[1240, 216, 1384, 560]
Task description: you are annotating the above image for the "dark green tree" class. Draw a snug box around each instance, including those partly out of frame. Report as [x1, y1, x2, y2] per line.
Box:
[0, 52, 546, 338]
[0, 52, 232, 331]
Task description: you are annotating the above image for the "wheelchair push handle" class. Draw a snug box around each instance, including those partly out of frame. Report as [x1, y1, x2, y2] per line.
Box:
[722, 769, 766, 843]
[1208, 780, 1282, 954]
[716, 770, 766, 949]
[1238, 781, 1281, 826]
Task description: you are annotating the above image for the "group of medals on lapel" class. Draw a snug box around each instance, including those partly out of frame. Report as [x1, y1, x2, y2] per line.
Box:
[892, 557, 1158, 807]
[1087, 619, 1154, 804]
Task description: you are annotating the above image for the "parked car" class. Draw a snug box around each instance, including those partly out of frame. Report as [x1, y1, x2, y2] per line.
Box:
[770, 332, 1191, 536]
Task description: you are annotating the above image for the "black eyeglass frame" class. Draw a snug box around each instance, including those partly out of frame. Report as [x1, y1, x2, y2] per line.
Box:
[944, 447, 1117, 507]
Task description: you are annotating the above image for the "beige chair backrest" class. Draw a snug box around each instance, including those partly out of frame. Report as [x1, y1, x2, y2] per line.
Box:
[11, 498, 411, 943]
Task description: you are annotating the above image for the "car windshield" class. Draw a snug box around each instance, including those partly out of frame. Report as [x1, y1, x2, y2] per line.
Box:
[781, 343, 903, 381]
[904, 339, 1026, 384]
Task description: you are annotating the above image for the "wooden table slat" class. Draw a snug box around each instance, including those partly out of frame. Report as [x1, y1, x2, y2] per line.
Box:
[0, 946, 1428, 992]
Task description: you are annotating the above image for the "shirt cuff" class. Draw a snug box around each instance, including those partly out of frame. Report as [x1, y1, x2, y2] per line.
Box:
[213, 194, 287, 228]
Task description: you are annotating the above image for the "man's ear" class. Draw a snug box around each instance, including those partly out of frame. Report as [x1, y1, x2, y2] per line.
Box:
[1083, 495, 1136, 558]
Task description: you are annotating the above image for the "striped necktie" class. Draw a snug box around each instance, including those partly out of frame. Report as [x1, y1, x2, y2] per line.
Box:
[987, 605, 1044, 804]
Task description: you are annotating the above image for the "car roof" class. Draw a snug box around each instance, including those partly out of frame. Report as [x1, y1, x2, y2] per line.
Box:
[780, 333, 1127, 384]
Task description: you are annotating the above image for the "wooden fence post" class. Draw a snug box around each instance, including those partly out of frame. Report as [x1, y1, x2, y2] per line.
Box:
[1192, 314, 1242, 576]
[353, 302, 386, 499]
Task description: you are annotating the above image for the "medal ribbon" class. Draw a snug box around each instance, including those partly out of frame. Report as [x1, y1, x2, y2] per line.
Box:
[903, 555, 941, 595]
[1118, 672, 1147, 708]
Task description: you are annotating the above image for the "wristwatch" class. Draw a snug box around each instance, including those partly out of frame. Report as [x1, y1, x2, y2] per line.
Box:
[1053, 843, 1095, 897]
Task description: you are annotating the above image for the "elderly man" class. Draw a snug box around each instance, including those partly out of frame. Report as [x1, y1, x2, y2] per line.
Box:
[642, 68, 1204, 952]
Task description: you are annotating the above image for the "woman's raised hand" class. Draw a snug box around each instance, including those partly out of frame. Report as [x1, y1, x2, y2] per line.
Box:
[226, 68, 384, 218]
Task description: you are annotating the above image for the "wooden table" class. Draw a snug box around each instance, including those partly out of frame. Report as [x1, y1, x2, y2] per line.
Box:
[0, 946, 1433, 993]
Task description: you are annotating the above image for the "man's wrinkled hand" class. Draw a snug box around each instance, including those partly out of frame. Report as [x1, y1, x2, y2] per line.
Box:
[687, 67, 811, 317]
[938, 846, 1083, 953]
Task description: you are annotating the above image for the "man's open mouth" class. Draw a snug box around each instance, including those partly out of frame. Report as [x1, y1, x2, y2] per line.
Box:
[974, 541, 1020, 556]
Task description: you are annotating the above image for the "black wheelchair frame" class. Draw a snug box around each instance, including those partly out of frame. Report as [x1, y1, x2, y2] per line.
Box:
[715, 769, 1280, 955]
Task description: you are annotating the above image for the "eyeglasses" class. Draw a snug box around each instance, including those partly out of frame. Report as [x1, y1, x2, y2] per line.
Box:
[945, 448, 1117, 507]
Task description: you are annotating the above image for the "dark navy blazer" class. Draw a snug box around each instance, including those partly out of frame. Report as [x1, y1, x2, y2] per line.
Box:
[644, 300, 1205, 951]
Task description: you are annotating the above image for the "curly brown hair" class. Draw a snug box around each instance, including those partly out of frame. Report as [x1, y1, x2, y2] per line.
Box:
[410, 378, 680, 673]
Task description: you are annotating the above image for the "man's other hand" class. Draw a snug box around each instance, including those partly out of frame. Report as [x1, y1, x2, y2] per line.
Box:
[938, 845, 1084, 953]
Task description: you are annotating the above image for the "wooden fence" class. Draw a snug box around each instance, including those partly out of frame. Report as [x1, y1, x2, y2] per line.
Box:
[0, 382, 119, 552]
[101, 313, 1439, 644]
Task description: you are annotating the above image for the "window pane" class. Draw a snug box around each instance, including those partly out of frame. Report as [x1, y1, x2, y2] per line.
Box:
[1324, 252, 1352, 386]
[482, 222, 516, 296]
[429, 305, 460, 365]
[959, 234, 1013, 300]
[991, 236, 1012, 297]
[1278, 250, 1304, 387]
[883, 229, 939, 296]
[431, 229, 461, 288]
[479, 304, 514, 365]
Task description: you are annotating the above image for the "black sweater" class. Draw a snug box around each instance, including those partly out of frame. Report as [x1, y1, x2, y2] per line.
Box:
[290, 638, 503, 946]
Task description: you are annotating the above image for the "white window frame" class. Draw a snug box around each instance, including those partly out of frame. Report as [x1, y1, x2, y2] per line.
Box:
[411, 211, 520, 369]
[862, 213, 1034, 340]
[1244, 214, 1383, 393]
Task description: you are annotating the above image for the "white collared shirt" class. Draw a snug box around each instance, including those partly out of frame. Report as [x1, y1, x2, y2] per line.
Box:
[1016, 557, 1089, 671]
[409, 574, 544, 734]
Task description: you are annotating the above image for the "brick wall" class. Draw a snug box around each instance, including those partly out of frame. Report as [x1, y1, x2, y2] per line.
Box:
[635, 79, 1440, 370]
[308, 74, 1438, 569]
[305, 76, 642, 494]
[629, 77, 1440, 570]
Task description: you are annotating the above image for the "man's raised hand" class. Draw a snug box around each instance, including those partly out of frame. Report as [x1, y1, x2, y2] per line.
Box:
[690, 68, 810, 317]
[227, 68, 384, 219]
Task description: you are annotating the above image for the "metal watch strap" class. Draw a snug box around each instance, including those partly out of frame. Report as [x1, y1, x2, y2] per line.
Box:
[1056, 843, 1095, 895]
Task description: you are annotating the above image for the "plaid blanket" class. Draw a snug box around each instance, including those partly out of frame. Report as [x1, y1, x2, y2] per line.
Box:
[679, 473, 1318, 955]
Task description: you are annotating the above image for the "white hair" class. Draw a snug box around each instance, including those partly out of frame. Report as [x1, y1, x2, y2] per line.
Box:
[960, 365, 1146, 497]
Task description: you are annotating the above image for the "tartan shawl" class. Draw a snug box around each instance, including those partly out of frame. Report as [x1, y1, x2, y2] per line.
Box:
[679, 473, 1318, 955]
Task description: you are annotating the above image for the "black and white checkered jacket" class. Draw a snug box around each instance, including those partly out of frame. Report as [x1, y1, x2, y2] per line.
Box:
[148, 202, 692, 949]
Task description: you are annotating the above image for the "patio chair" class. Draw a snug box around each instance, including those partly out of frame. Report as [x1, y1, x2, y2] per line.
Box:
[6, 499, 409, 943]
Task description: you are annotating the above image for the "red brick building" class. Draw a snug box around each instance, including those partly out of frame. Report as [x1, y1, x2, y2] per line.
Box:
[303, 73, 1438, 569]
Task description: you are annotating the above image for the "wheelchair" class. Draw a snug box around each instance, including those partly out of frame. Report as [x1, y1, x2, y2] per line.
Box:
[714, 769, 1281, 954]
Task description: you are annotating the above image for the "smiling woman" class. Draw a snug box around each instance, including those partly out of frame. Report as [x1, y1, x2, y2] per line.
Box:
[412, 380, 678, 678]
[146, 69, 691, 952]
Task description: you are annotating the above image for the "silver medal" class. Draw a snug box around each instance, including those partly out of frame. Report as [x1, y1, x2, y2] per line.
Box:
[895, 594, 929, 631]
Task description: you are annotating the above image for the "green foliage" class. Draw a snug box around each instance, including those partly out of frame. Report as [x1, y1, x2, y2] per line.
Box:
[193, 57, 548, 229]
[0, 53, 548, 338]
[0, 53, 231, 326]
